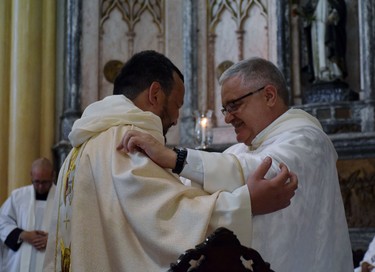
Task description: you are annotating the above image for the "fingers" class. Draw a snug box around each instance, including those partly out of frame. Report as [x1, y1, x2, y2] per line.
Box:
[249, 157, 299, 216]
[30, 231, 48, 250]
[287, 171, 298, 190]
[116, 130, 138, 152]
[117, 130, 146, 153]
[270, 163, 291, 185]
[35, 230, 48, 236]
[251, 156, 272, 180]
[273, 163, 298, 189]
[278, 170, 298, 209]
[126, 136, 142, 154]
[34, 243, 46, 250]
[33, 239, 45, 250]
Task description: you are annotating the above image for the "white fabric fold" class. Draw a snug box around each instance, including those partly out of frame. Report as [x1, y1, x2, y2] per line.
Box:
[69, 95, 164, 147]
[44, 95, 252, 271]
[195, 108, 353, 271]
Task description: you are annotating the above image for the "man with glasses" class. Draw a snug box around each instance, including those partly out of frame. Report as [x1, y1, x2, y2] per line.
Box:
[119, 57, 353, 271]
[0, 158, 55, 272]
[43, 51, 297, 272]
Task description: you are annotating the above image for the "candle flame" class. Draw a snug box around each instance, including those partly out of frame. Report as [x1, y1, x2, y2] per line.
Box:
[200, 117, 208, 128]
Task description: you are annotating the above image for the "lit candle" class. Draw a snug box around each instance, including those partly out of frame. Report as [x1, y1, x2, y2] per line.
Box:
[201, 117, 207, 145]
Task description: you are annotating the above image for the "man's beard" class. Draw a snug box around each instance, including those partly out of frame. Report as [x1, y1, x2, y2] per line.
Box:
[160, 103, 172, 136]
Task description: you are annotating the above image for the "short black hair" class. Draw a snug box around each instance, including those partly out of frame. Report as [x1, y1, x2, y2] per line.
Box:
[113, 50, 184, 100]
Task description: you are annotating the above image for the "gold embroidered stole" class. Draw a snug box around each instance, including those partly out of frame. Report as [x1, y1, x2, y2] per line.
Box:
[54, 145, 84, 272]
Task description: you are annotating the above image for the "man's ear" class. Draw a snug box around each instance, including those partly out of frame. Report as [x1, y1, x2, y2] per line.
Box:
[264, 85, 277, 106]
[148, 81, 163, 106]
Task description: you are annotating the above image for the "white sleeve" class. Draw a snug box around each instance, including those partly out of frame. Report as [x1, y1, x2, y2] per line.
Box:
[200, 151, 246, 193]
[179, 149, 204, 186]
[0, 197, 18, 242]
[209, 186, 253, 247]
[361, 236, 375, 266]
[180, 149, 246, 193]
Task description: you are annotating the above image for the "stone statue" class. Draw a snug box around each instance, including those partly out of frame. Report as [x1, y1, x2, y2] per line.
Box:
[303, 0, 347, 83]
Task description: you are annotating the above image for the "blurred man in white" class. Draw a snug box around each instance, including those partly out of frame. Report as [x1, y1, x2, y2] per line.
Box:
[0, 158, 55, 272]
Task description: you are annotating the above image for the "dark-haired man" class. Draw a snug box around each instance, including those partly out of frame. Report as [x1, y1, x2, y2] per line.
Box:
[43, 51, 297, 271]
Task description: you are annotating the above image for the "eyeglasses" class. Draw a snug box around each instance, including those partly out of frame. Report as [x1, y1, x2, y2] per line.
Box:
[221, 86, 266, 116]
[32, 180, 52, 186]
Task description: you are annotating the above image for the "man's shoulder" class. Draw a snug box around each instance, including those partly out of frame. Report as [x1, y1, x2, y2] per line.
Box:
[11, 185, 33, 198]
[224, 143, 247, 154]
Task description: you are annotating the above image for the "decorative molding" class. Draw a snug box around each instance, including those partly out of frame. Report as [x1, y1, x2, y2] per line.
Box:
[207, 0, 267, 60]
[101, 0, 164, 32]
[340, 168, 375, 227]
[207, 0, 267, 33]
[206, 0, 268, 128]
[100, 0, 165, 55]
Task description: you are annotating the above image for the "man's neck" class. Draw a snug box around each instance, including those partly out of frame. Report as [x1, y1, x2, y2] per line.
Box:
[35, 191, 48, 201]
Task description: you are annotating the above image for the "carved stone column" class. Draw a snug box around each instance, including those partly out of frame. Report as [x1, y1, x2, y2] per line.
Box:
[53, 0, 82, 169]
[358, 0, 375, 133]
[359, 0, 375, 100]
[180, 0, 198, 148]
[276, 0, 291, 103]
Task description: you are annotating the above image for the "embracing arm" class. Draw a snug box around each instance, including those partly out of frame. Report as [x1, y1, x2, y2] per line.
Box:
[117, 130, 298, 215]
[248, 157, 297, 215]
[117, 129, 176, 169]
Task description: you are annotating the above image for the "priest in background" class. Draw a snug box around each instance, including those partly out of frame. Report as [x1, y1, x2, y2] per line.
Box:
[0, 157, 56, 272]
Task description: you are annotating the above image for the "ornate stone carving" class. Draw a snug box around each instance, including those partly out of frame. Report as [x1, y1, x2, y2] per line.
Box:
[303, 81, 358, 104]
[206, 0, 268, 126]
[100, 0, 165, 55]
[339, 166, 375, 227]
[101, 0, 164, 31]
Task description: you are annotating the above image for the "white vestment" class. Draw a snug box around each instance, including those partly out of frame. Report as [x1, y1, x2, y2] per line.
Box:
[185, 109, 353, 271]
[0, 241, 3, 271]
[43, 95, 251, 272]
[354, 236, 375, 271]
[0, 184, 56, 272]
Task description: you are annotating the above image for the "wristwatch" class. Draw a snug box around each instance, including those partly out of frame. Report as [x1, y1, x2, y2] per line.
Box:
[172, 147, 188, 174]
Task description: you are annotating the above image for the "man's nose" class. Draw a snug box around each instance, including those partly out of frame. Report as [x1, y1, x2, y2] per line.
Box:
[224, 111, 235, 123]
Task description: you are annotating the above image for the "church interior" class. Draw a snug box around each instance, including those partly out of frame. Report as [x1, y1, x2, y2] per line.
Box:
[0, 0, 374, 268]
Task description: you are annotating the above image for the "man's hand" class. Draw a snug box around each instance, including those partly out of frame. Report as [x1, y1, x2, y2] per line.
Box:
[248, 157, 298, 215]
[117, 130, 177, 169]
[361, 261, 375, 272]
[19, 230, 48, 251]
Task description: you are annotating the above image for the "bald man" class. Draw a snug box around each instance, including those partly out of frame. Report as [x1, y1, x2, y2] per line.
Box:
[0, 158, 56, 272]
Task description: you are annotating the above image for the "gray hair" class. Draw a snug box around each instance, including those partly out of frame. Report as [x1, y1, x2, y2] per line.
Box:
[219, 57, 289, 105]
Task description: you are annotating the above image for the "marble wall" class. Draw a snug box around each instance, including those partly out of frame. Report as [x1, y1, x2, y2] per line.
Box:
[77, 0, 282, 147]
[56, 2, 375, 252]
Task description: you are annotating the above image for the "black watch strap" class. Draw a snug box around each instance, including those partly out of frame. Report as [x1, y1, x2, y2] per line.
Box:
[172, 147, 188, 174]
